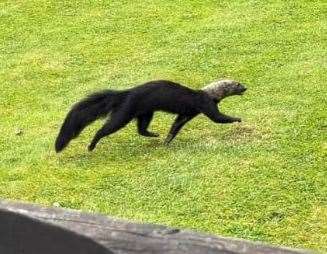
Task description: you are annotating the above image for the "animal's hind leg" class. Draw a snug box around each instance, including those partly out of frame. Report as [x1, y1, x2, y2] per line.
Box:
[88, 112, 132, 151]
[137, 112, 159, 137]
[164, 114, 195, 145]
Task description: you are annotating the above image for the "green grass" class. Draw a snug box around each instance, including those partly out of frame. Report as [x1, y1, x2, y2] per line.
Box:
[0, 0, 326, 251]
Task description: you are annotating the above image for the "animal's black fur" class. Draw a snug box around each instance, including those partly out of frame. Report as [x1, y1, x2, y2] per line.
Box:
[55, 80, 247, 152]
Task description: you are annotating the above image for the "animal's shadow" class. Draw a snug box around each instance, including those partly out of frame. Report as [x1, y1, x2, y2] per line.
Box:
[55, 123, 259, 169]
[56, 136, 200, 169]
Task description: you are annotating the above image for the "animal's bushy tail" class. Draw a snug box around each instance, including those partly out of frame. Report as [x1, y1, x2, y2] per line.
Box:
[55, 89, 128, 152]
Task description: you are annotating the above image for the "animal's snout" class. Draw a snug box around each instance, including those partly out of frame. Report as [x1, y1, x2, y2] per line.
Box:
[240, 84, 247, 91]
[239, 85, 247, 94]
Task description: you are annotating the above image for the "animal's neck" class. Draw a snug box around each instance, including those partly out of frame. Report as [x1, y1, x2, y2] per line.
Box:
[211, 86, 229, 102]
[201, 84, 231, 102]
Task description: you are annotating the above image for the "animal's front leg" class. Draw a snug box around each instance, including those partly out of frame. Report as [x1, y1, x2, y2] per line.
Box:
[213, 113, 241, 123]
[202, 100, 241, 124]
[164, 115, 195, 145]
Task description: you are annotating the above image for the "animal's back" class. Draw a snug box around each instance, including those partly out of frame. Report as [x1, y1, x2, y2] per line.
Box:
[130, 80, 201, 115]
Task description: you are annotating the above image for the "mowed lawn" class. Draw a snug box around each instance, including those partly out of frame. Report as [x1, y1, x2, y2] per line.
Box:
[0, 0, 326, 251]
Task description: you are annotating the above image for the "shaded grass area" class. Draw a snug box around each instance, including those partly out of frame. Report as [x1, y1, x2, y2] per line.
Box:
[0, 0, 326, 251]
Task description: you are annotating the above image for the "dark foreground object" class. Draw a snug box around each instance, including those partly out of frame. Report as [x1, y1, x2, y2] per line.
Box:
[0, 200, 310, 254]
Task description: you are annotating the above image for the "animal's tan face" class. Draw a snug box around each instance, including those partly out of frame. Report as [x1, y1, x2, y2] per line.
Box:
[202, 79, 247, 99]
[219, 80, 247, 96]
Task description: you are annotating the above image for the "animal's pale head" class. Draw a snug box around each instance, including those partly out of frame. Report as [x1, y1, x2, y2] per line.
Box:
[202, 79, 247, 100]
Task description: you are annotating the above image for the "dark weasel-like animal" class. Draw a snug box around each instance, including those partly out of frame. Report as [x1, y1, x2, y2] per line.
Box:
[55, 79, 247, 152]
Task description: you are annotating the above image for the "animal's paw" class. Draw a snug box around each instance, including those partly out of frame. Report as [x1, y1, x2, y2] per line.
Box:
[149, 132, 160, 137]
[141, 131, 159, 137]
[163, 140, 171, 146]
[88, 144, 96, 151]
[164, 134, 173, 145]
[234, 117, 242, 122]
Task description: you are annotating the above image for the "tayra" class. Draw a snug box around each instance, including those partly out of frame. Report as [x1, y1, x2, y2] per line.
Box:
[55, 79, 247, 152]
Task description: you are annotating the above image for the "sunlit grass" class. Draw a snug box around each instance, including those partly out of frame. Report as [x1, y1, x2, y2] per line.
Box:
[0, 0, 326, 251]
